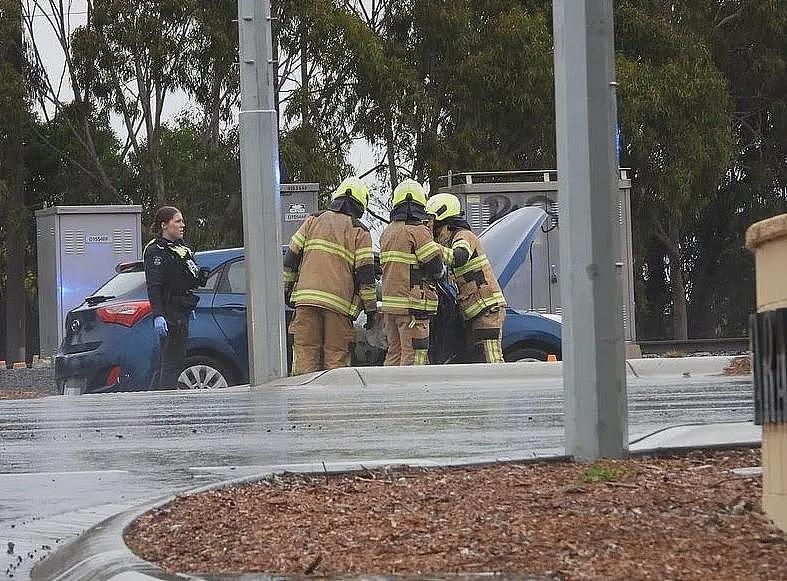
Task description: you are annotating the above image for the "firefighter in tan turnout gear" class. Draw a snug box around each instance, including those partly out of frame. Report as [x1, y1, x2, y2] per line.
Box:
[380, 179, 445, 366]
[426, 193, 507, 363]
[283, 177, 377, 375]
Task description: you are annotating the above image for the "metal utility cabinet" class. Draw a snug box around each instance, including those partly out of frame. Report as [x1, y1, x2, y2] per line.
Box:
[36, 205, 143, 356]
[280, 183, 319, 243]
[438, 169, 636, 342]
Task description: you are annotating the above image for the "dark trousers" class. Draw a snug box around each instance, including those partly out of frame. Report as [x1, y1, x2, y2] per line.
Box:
[154, 314, 189, 389]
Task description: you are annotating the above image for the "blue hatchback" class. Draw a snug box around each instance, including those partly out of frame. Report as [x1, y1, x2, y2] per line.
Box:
[55, 208, 562, 393]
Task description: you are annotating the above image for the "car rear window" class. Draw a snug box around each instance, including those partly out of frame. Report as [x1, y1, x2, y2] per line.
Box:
[92, 271, 147, 298]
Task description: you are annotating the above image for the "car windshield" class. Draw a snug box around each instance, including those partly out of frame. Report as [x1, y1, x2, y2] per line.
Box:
[92, 271, 147, 299]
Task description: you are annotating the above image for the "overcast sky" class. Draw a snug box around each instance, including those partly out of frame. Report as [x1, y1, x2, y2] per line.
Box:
[26, 0, 381, 189]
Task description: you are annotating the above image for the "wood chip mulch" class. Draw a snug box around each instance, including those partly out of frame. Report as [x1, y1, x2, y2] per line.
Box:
[125, 448, 787, 580]
[724, 355, 752, 376]
[0, 389, 46, 400]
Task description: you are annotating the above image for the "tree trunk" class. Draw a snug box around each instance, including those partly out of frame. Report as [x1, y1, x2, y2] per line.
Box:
[5, 186, 27, 363]
[300, 28, 309, 128]
[667, 223, 688, 340]
[385, 115, 397, 191]
[2, 1, 28, 362]
[149, 130, 167, 207]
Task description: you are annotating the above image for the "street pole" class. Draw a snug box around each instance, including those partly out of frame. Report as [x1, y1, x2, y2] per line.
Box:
[237, 0, 287, 384]
[553, 0, 628, 459]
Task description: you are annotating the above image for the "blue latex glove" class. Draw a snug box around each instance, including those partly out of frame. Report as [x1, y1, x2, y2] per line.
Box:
[154, 316, 168, 338]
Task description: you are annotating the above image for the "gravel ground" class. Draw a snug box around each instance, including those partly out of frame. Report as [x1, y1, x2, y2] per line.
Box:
[126, 448, 786, 580]
[0, 389, 46, 400]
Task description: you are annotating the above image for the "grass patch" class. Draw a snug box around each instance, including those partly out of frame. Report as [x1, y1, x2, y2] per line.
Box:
[577, 463, 630, 484]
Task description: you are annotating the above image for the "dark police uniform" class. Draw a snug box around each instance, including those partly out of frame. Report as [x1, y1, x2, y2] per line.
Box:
[143, 236, 204, 389]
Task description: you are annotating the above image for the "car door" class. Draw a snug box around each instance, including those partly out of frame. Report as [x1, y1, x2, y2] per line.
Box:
[211, 258, 248, 365]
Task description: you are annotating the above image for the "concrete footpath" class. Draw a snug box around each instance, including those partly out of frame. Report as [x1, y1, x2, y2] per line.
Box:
[13, 356, 757, 581]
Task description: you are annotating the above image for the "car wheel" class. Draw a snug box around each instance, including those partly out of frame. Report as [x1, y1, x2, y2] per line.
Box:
[178, 356, 231, 389]
[504, 345, 558, 363]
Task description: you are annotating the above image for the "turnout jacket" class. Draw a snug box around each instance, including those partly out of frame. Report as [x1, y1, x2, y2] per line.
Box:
[380, 220, 444, 317]
[283, 209, 376, 319]
[438, 227, 506, 320]
[143, 237, 202, 317]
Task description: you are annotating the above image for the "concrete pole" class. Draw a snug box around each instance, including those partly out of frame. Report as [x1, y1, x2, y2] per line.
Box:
[237, 0, 287, 384]
[553, 0, 628, 459]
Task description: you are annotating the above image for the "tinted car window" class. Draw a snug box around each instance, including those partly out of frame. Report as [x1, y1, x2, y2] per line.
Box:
[226, 260, 246, 294]
[197, 268, 221, 293]
[92, 271, 146, 298]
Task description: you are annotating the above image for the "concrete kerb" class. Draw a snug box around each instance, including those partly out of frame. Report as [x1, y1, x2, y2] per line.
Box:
[262, 356, 741, 389]
[33, 436, 760, 581]
[626, 356, 737, 379]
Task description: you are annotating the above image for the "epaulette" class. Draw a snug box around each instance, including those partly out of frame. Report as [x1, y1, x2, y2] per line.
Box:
[352, 217, 370, 232]
[143, 238, 166, 254]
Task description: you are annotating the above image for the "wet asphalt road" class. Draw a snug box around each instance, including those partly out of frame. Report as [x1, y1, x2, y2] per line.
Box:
[0, 374, 753, 578]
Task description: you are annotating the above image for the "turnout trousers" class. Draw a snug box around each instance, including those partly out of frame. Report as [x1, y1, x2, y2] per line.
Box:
[468, 306, 506, 363]
[384, 314, 430, 366]
[290, 305, 355, 375]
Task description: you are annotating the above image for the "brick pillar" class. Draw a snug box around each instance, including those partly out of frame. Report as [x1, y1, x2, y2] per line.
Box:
[746, 214, 787, 532]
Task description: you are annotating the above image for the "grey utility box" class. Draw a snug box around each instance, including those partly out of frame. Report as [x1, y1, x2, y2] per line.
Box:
[36, 205, 143, 356]
[438, 169, 636, 342]
[281, 183, 319, 243]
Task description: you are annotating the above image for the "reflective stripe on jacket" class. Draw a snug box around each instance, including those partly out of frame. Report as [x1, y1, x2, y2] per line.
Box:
[283, 210, 376, 318]
[443, 229, 507, 320]
[380, 220, 443, 316]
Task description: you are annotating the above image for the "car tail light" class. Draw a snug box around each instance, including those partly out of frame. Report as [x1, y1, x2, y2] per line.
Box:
[106, 366, 122, 386]
[96, 301, 152, 327]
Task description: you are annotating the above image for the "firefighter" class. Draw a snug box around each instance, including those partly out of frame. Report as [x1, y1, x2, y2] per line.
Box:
[380, 179, 445, 365]
[283, 176, 377, 375]
[144, 206, 209, 389]
[426, 193, 507, 363]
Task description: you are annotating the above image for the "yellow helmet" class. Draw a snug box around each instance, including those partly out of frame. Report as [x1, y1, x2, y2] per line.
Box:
[392, 179, 427, 208]
[426, 193, 462, 221]
[332, 176, 369, 210]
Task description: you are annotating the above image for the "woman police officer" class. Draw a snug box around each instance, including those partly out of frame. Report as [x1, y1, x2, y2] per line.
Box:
[143, 206, 209, 389]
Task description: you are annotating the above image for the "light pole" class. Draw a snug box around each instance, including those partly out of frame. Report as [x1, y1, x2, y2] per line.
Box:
[237, 0, 287, 384]
[553, 0, 628, 459]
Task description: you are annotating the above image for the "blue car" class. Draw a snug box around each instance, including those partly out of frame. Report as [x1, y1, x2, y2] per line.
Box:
[55, 207, 561, 393]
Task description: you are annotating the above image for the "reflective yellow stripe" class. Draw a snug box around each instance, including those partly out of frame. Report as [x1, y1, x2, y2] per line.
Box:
[413, 350, 429, 365]
[355, 247, 374, 262]
[291, 289, 359, 317]
[382, 296, 411, 308]
[452, 239, 472, 254]
[463, 292, 506, 319]
[282, 270, 298, 283]
[291, 232, 306, 249]
[414, 240, 441, 262]
[381, 251, 418, 265]
[303, 238, 354, 264]
[454, 254, 490, 277]
[360, 288, 377, 302]
[382, 296, 439, 312]
[441, 245, 454, 266]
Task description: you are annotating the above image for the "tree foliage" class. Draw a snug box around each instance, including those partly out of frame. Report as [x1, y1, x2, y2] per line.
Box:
[2, 0, 787, 358]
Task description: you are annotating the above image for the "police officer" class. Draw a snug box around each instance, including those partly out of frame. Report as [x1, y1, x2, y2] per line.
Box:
[144, 206, 208, 389]
[426, 193, 507, 363]
[283, 177, 377, 375]
[380, 179, 445, 366]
